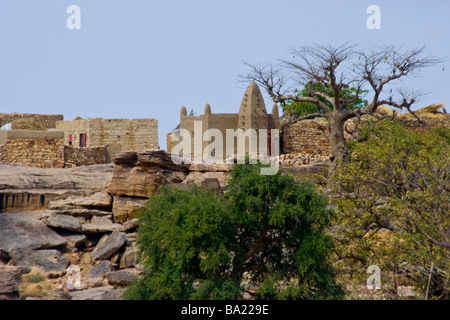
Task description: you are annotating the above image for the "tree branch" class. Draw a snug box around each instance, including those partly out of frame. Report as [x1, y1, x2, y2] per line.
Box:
[241, 228, 268, 262]
[275, 95, 331, 114]
[413, 222, 450, 250]
[282, 112, 327, 126]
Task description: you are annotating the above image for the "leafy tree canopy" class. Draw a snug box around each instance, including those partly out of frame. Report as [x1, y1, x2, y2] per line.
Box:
[330, 119, 450, 299]
[282, 82, 368, 118]
[123, 162, 344, 300]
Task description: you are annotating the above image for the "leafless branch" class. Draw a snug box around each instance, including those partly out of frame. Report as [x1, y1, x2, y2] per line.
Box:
[239, 61, 288, 101]
[241, 43, 443, 164]
[357, 45, 444, 113]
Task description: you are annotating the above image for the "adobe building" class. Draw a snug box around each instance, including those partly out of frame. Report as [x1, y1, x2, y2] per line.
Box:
[167, 81, 280, 159]
[56, 118, 159, 161]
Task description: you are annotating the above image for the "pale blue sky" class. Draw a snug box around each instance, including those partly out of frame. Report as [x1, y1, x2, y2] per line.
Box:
[0, 0, 448, 148]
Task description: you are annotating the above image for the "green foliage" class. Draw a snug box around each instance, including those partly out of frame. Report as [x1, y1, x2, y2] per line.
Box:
[190, 279, 243, 300]
[122, 185, 236, 300]
[226, 163, 343, 300]
[282, 82, 368, 118]
[124, 163, 344, 300]
[330, 119, 450, 299]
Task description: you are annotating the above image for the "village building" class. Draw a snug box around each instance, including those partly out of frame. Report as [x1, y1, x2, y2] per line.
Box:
[167, 81, 281, 160]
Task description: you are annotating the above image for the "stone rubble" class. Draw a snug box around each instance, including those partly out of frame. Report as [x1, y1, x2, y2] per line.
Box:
[278, 153, 329, 167]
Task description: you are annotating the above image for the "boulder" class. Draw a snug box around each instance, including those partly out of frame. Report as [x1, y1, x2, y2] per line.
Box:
[0, 213, 67, 254]
[85, 261, 113, 288]
[119, 243, 141, 269]
[123, 218, 139, 232]
[10, 249, 70, 277]
[46, 192, 112, 210]
[90, 231, 127, 262]
[182, 171, 227, 190]
[112, 151, 138, 165]
[0, 163, 113, 212]
[69, 286, 124, 300]
[25, 291, 71, 300]
[112, 196, 147, 223]
[136, 149, 189, 171]
[188, 163, 232, 172]
[108, 165, 187, 198]
[0, 266, 25, 295]
[45, 214, 82, 232]
[200, 178, 222, 192]
[0, 163, 113, 191]
[81, 217, 125, 234]
[107, 150, 235, 199]
[43, 208, 112, 219]
[107, 269, 140, 286]
[70, 192, 112, 208]
[57, 231, 87, 248]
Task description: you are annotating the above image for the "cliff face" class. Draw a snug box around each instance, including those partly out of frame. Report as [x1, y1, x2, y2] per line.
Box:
[0, 163, 113, 213]
[0, 148, 329, 299]
[109, 150, 230, 195]
[0, 149, 234, 300]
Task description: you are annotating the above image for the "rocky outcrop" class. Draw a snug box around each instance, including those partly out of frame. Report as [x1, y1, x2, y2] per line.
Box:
[107, 269, 140, 286]
[112, 196, 148, 223]
[108, 150, 232, 199]
[10, 249, 70, 277]
[68, 286, 124, 300]
[0, 266, 27, 299]
[108, 151, 188, 198]
[0, 188, 139, 300]
[0, 212, 67, 253]
[0, 148, 331, 300]
[85, 261, 113, 287]
[0, 163, 113, 212]
[90, 231, 127, 262]
[0, 150, 237, 299]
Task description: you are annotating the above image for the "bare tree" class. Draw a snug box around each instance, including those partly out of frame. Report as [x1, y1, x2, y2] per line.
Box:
[241, 43, 443, 167]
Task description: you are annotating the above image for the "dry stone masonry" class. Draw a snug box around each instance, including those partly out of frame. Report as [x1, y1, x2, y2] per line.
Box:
[56, 118, 159, 151]
[281, 118, 330, 159]
[0, 130, 65, 168]
[279, 104, 450, 166]
[0, 115, 159, 170]
[0, 113, 63, 129]
[63, 146, 107, 168]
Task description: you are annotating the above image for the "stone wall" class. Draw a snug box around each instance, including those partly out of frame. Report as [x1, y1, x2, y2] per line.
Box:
[280, 114, 450, 166]
[56, 118, 159, 151]
[0, 130, 64, 168]
[0, 130, 116, 169]
[0, 113, 63, 129]
[281, 118, 330, 157]
[166, 131, 176, 153]
[401, 116, 450, 133]
[63, 146, 107, 168]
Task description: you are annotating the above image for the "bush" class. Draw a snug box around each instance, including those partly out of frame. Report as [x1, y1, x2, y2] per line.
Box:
[330, 119, 450, 299]
[123, 162, 343, 300]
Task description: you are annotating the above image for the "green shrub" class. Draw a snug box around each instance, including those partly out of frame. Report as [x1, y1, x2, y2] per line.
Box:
[123, 162, 343, 300]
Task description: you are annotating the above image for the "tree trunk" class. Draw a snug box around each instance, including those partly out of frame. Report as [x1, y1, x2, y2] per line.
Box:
[327, 115, 347, 170]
